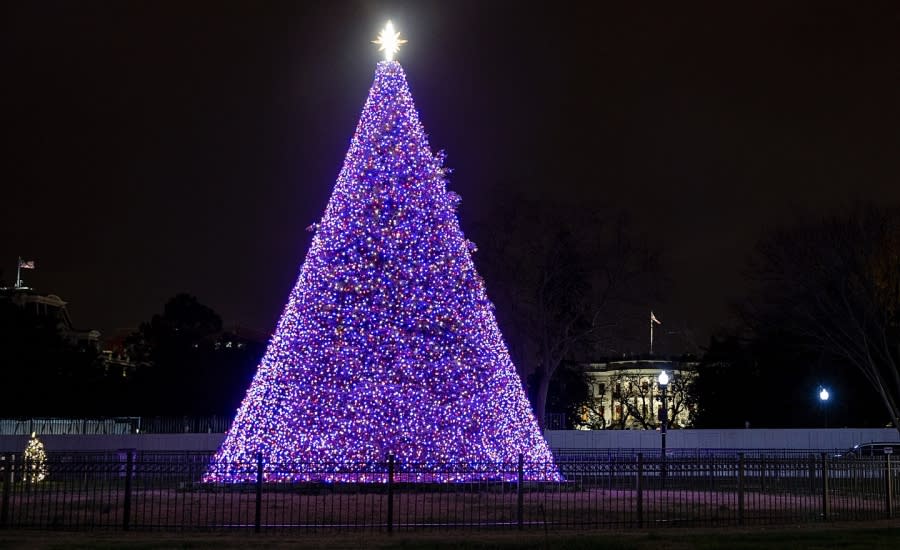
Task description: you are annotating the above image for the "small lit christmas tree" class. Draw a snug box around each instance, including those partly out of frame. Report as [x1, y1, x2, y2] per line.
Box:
[23, 432, 47, 483]
[206, 22, 558, 482]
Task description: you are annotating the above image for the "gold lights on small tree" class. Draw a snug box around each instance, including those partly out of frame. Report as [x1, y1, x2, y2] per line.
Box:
[23, 432, 48, 483]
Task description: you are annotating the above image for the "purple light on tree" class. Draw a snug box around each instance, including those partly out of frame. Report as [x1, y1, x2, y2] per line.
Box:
[205, 26, 558, 482]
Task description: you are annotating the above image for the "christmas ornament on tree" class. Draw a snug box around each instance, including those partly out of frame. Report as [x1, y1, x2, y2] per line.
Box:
[205, 22, 558, 482]
[23, 432, 47, 483]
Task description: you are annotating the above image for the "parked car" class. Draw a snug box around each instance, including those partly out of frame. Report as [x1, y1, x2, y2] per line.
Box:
[840, 442, 900, 458]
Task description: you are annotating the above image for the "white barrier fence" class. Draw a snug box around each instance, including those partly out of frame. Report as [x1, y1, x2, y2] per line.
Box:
[545, 428, 900, 452]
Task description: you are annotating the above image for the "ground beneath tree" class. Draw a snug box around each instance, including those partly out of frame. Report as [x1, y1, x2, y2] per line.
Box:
[3, 520, 900, 549]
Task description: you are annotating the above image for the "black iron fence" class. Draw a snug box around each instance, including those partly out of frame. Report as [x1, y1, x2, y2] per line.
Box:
[1, 451, 897, 531]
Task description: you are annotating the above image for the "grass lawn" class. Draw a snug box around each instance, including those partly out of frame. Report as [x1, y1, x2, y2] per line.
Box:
[2, 521, 900, 550]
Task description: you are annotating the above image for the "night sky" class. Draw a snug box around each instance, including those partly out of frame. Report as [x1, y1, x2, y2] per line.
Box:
[3, 1, 900, 353]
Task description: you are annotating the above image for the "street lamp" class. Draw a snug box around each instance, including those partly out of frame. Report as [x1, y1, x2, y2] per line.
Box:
[658, 371, 669, 472]
[819, 387, 830, 428]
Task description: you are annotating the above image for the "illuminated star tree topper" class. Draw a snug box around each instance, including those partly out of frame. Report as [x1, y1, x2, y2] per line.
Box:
[205, 21, 558, 483]
[372, 20, 407, 61]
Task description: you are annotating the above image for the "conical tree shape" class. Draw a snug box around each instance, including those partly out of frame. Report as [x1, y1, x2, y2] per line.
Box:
[206, 61, 558, 482]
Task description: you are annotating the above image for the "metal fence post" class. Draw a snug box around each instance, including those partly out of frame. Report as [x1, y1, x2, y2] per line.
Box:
[607, 451, 614, 491]
[123, 450, 134, 531]
[254, 452, 263, 534]
[760, 456, 766, 493]
[387, 454, 395, 534]
[886, 454, 894, 519]
[636, 453, 643, 528]
[737, 453, 745, 526]
[821, 453, 829, 521]
[808, 453, 817, 494]
[517, 453, 524, 531]
[1, 454, 13, 529]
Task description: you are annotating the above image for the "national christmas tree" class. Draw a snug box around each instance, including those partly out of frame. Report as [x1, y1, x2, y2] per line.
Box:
[205, 22, 558, 482]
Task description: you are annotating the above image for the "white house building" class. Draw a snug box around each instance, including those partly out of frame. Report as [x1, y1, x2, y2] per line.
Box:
[573, 359, 698, 430]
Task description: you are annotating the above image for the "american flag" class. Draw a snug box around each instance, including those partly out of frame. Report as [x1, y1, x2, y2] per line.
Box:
[18, 259, 35, 269]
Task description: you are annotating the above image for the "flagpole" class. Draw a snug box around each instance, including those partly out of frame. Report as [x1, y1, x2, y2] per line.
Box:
[16, 256, 21, 289]
[650, 311, 661, 356]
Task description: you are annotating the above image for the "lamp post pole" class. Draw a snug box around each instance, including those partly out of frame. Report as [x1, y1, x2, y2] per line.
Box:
[658, 371, 669, 479]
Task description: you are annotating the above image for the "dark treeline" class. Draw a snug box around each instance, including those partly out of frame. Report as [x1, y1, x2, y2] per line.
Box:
[0, 293, 264, 417]
[3, 202, 899, 431]
[0, 297, 107, 416]
[694, 205, 900, 430]
[532, 203, 900, 431]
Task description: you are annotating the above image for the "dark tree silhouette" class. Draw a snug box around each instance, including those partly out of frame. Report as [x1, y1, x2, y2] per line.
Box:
[126, 294, 264, 415]
[0, 297, 104, 416]
[743, 207, 900, 430]
[535, 362, 592, 429]
[696, 206, 900, 430]
[693, 331, 885, 429]
[471, 193, 666, 427]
